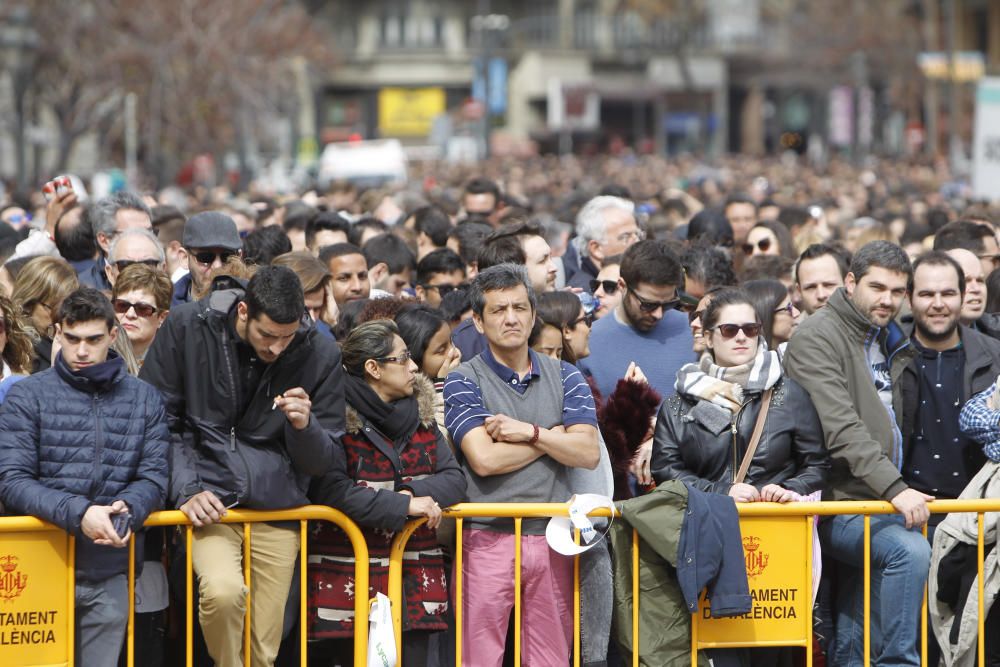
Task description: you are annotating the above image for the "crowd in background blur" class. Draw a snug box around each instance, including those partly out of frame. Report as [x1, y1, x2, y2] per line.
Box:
[3, 150, 1000, 667]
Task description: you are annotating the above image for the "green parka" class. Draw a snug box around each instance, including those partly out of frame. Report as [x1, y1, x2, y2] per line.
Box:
[784, 288, 915, 501]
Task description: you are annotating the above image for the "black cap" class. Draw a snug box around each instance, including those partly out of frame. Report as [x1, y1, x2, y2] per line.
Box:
[182, 212, 242, 251]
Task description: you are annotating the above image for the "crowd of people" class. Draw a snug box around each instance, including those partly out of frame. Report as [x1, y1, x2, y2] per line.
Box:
[0, 152, 1000, 667]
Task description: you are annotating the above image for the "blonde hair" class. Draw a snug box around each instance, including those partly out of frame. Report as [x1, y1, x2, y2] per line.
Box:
[271, 251, 330, 293]
[12, 257, 79, 330]
[111, 322, 141, 376]
[0, 294, 35, 375]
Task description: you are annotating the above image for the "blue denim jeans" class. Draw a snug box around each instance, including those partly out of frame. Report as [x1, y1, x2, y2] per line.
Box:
[820, 514, 931, 667]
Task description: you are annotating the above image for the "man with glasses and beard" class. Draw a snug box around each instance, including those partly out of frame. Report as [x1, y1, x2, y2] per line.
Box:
[579, 240, 694, 400]
[171, 211, 243, 306]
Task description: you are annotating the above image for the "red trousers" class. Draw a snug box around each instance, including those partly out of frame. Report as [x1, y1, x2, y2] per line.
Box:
[459, 529, 574, 667]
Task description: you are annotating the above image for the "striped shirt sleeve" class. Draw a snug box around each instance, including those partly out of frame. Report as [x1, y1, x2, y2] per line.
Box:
[444, 371, 493, 448]
[560, 362, 598, 428]
[959, 382, 1000, 463]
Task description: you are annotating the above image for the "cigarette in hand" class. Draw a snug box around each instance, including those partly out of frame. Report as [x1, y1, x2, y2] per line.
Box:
[271, 394, 283, 410]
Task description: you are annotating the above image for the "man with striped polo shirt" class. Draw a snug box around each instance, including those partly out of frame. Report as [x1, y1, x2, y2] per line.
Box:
[445, 263, 600, 667]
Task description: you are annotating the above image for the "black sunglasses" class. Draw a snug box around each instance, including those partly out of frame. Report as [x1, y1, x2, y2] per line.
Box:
[190, 249, 238, 266]
[571, 313, 595, 328]
[589, 279, 619, 295]
[114, 259, 160, 272]
[712, 322, 761, 339]
[113, 299, 158, 318]
[628, 289, 681, 314]
[421, 283, 466, 297]
[741, 238, 772, 256]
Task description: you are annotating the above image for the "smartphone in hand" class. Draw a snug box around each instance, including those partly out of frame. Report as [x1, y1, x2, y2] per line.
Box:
[111, 511, 133, 539]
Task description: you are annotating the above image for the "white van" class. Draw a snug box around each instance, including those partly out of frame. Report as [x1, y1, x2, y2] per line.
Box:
[318, 139, 408, 188]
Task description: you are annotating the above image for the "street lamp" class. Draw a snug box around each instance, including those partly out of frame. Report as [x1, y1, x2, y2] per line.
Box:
[471, 2, 510, 159]
[0, 5, 39, 191]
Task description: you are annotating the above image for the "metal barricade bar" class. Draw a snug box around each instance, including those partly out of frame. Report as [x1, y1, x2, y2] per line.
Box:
[143, 507, 371, 667]
[387, 499, 1000, 667]
[0, 506, 369, 667]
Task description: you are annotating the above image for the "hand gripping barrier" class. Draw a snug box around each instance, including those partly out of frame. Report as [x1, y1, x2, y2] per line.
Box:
[0, 506, 369, 667]
[387, 499, 1000, 667]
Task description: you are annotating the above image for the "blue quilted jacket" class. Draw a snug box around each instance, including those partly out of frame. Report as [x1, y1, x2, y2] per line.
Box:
[0, 353, 169, 582]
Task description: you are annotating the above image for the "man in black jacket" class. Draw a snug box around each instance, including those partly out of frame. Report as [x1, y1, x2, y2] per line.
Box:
[140, 265, 345, 667]
[901, 251, 1000, 514]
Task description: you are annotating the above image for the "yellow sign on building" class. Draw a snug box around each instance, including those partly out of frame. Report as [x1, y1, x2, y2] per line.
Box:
[0, 530, 72, 666]
[695, 516, 812, 647]
[378, 87, 446, 137]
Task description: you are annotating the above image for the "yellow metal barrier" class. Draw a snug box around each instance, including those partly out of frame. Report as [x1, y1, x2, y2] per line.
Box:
[0, 505, 369, 667]
[388, 499, 1000, 667]
[0, 516, 76, 666]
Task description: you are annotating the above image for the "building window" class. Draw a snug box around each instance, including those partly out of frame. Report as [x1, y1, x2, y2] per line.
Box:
[379, 2, 443, 48]
[574, 0, 597, 49]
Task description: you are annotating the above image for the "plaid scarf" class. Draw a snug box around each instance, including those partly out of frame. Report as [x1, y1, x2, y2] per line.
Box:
[675, 343, 782, 414]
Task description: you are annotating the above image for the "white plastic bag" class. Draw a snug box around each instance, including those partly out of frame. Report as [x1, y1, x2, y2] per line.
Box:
[367, 592, 397, 667]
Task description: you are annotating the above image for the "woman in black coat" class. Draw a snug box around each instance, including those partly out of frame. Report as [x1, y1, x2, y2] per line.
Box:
[651, 287, 828, 502]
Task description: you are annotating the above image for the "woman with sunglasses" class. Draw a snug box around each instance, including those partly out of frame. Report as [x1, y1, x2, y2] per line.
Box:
[590, 253, 623, 320]
[743, 220, 796, 260]
[308, 320, 465, 666]
[652, 287, 827, 506]
[743, 279, 801, 352]
[652, 288, 827, 664]
[111, 264, 172, 364]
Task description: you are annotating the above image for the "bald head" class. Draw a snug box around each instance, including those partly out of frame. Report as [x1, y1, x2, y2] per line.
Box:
[947, 248, 986, 323]
[106, 228, 165, 288]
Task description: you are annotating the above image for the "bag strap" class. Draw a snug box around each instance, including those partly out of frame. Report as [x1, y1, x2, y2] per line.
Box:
[733, 388, 773, 485]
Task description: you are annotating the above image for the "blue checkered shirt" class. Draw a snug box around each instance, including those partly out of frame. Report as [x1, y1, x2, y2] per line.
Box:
[958, 381, 1000, 462]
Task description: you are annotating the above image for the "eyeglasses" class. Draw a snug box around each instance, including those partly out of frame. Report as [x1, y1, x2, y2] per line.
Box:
[978, 253, 1000, 270]
[774, 302, 796, 316]
[688, 309, 705, 324]
[741, 238, 773, 256]
[376, 349, 412, 365]
[571, 313, 595, 328]
[711, 323, 762, 339]
[113, 299, 159, 318]
[114, 259, 161, 272]
[613, 229, 646, 244]
[190, 249, 238, 266]
[421, 283, 466, 297]
[589, 279, 619, 295]
[628, 289, 681, 313]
